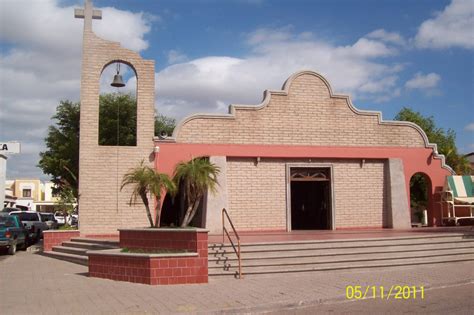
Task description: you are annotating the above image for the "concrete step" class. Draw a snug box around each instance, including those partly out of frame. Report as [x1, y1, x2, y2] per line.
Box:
[42, 251, 88, 266]
[208, 241, 474, 261]
[70, 238, 119, 247]
[209, 253, 474, 276]
[43, 239, 119, 265]
[209, 247, 474, 269]
[61, 241, 118, 251]
[208, 234, 471, 252]
[52, 245, 89, 257]
[208, 233, 474, 277]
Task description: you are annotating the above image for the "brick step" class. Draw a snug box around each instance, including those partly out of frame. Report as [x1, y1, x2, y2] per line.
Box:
[208, 254, 474, 276]
[208, 234, 470, 252]
[61, 241, 118, 251]
[208, 240, 474, 260]
[42, 251, 88, 266]
[209, 247, 474, 269]
[70, 238, 119, 247]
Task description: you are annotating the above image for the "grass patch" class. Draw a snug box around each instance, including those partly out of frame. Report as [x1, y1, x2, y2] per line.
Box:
[156, 225, 198, 229]
[121, 248, 190, 254]
[58, 224, 78, 230]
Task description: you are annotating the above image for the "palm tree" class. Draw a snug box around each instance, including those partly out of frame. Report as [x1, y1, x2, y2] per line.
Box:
[173, 158, 220, 227]
[121, 160, 176, 228]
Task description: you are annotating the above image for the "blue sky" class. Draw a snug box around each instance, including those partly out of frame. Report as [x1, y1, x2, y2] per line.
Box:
[0, 0, 473, 180]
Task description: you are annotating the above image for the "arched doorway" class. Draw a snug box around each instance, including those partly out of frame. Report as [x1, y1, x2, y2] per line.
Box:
[409, 172, 431, 227]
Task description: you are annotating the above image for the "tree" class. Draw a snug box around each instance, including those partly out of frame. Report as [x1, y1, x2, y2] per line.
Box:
[155, 114, 176, 137]
[121, 161, 176, 228]
[38, 100, 80, 198]
[99, 93, 137, 146]
[38, 94, 177, 199]
[173, 158, 220, 227]
[395, 107, 471, 174]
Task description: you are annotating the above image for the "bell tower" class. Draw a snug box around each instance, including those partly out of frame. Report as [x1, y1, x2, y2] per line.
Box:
[75, 0, 155, 235]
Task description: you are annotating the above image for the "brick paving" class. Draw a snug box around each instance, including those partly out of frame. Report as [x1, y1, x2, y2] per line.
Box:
[1, 248, 473, 314]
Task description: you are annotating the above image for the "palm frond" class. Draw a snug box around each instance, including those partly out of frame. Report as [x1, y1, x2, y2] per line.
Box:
[121, 160, 176, 227]
[173, 157, 220, 226]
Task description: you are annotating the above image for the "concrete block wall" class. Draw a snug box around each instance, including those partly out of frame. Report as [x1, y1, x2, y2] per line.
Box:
[226, 158, 387, 230]
[226, 158, 287, 230]
[78, 30, 155, 235]
[332, 159, 386, 228]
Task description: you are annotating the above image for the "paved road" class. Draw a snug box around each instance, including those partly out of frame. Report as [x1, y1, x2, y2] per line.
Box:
[0, 248, 9, 261]
[269, 282, 474, 314]
[0, 250, 472, 314]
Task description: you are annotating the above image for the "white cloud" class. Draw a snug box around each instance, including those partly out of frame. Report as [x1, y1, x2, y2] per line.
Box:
[0, 0, 154, 179]
[367, 29, 406, 46]
[246, 26, 293, 45]
[94, 7, 155, 52]
[155, 27, 404, 120]
[342, 38, 397, 58]
[405, 72, 441, 90]
[415, 0, 474, 50]
[465, 123, 474, 131]
[167, 50, 188, 64]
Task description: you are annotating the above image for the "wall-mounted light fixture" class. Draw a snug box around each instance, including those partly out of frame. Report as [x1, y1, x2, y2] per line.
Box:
[255, 156, 261, 166]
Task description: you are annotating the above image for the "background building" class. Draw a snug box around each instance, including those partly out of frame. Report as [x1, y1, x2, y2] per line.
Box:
[4, 179, 60, 212]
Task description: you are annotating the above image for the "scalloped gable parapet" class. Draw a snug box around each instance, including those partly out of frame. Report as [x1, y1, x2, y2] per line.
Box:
[170, 71, 451, 173]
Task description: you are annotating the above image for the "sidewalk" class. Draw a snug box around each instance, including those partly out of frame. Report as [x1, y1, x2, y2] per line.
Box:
[0, 249, 472, 314]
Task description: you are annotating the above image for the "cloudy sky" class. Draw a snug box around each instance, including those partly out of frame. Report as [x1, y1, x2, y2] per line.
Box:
[0, 0, 473, 180]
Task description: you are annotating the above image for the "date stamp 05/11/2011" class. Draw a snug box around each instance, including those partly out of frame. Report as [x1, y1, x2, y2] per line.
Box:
[346, 285, 425, 300]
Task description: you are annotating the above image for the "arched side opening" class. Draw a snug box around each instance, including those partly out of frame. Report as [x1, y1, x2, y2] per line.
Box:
[98, 61, 138, 146]
[409, 172, 432, 227]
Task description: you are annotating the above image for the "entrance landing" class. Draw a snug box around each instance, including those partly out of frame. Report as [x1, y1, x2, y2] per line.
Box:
[208, 226, 474, 244]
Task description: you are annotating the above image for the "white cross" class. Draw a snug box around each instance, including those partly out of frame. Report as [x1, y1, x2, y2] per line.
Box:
[74, 0, 102, 31]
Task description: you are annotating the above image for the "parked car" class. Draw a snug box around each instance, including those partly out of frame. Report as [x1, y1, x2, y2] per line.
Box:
[0, 214, 28, 254]
[54, 211, 66, 225]
[39, 213, 58, 230]
[9, 211, 49, 243]
[1, 207, 22, 213]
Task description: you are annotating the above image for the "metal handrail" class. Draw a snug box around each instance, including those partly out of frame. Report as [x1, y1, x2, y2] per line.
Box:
[222, 208, 242, 279]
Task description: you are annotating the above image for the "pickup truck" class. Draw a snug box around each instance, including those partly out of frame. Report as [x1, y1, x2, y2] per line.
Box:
[0, 214, 28, 255]
[9, 211, 49, 243]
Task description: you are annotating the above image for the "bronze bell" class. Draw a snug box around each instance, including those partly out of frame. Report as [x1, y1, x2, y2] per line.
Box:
[111, 73, 125, 87]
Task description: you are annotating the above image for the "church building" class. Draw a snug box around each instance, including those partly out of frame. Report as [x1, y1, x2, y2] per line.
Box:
[75, 0, 452, 236]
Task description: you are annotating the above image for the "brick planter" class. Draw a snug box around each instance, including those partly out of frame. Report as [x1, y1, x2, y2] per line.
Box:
[88, 228, 209, 285]
[43, 230, 80, 251]
[88, 250, 206, 285]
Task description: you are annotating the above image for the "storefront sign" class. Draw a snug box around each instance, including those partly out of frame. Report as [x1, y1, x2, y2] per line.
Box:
[0, 142, 21, 154]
